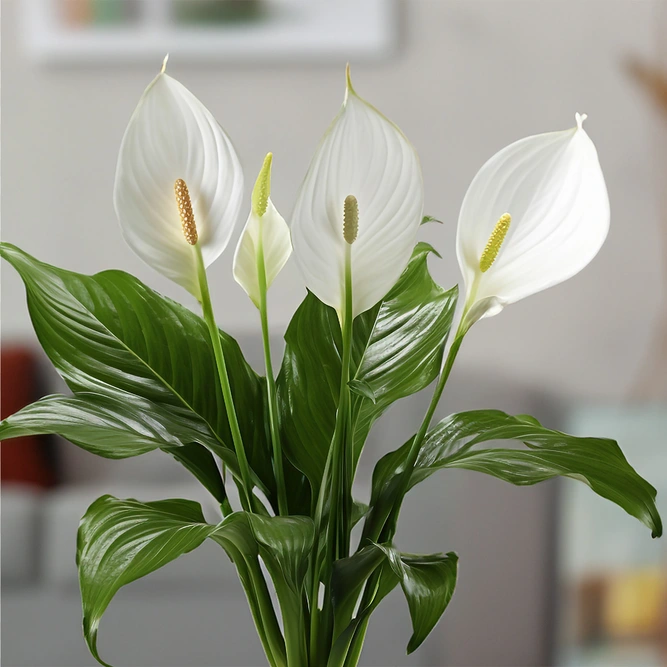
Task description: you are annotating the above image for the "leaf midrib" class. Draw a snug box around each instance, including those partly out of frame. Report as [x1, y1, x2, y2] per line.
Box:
[27, 280, 229, 453]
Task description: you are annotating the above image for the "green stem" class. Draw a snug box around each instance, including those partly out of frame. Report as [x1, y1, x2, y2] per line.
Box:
[308, 445, 334, 666]
[311, 245, 355, 664]
[328, 248, 354, 564]
[245, 557, 287, 667]
[257, 226, 289, 516]
[381, 331, 464, 539]
[341, 619, 368, 667]
[346, 328, 466, 663]
[195, 245, 254, 512]
[338, 244, 354, 558]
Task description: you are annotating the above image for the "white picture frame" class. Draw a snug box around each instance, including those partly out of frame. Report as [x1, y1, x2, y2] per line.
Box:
[21, 0, 398, 64]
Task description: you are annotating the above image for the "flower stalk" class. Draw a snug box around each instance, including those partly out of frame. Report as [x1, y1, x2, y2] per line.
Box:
[310, 195, 357, 664]
[347, 326, 466, 665]
[257, 210, 289, 517]
[194, 239, 254, 512]
[233, 152, 292, 515]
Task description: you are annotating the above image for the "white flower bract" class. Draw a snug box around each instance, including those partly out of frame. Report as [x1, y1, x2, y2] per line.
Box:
[233, 199, 292, 308]
[114, 65, 244, 298]
[290, 69, 424, 318]
[457, 113, 610, 329]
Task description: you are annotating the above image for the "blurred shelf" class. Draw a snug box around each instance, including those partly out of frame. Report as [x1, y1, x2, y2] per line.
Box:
[21, 0, 397, 64]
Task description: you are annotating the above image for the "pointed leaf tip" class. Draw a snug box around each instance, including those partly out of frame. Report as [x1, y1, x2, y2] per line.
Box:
[345, 63, 356, 97]
[161, 53, 169, 73]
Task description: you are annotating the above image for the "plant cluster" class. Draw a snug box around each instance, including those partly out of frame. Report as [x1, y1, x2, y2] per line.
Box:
[0, 61, 661, 667]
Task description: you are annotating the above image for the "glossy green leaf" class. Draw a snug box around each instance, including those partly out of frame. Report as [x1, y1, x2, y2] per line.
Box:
[328, 560, 399, 667]
[77, 496, 219, 666]
[209, 513, 287, 667]
[216, 514, 314, 665]
[331, 544, 390, 639]
[247, 514, 315, 594]
[277, 243, 458, 490]
[348, 244, 458, 454]
[0, 243, 276, 505]
[375, 545, 458, 653]
[0, 392, 220, 457]
[369, 410, 663, 539]
[246, 514, 314, 666]
[0, 392, 233, 502]
[330, 543, 456, 660]
[163, 443, 227, 504]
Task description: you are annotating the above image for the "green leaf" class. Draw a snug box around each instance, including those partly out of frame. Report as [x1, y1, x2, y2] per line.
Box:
[328, 558, 399, 667]
[331, 544, 390, 639]
[246, 514, 314, 666]
[277, 243, 458, 490]
[219, 514, 316, 665]
[0, 393, 161, 458]
[163, 443, 227, 504]
[370, 410, 663, 539]
[0, 392, 233, 502]
[349, 243, 457, 454]
[209, 513, 287, 667]
[277, 289, 341, 491]
[0, 243, 276, 506]
[77, 496, 219, 667]
[374, 545, 458, 653]
[0, 392, 220, 458]
[420, 215, 444, 226]
[247, 514, 315, 594]
[352, 500, 369, 527]
[330, 544, 457, 660]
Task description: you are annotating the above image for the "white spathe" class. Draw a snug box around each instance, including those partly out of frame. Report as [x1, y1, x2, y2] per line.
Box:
[457, 113, 610, 329]
[114, 63, 244, 298]
[290, 68, 424, 319]
[233, 199, 292, 308]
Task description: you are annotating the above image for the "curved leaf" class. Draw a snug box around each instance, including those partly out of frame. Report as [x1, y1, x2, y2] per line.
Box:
[278, 243, 458, 490]
[163, 443, 227, 504]
[331, 544, 389, 640]
[0, 392, 270, 503]
[369, 410, 663, 539]
[374, 545, 458, 654]
[330, 543, 457, 659]
[0, 392, 234, 502]
[77, 496, 218, 666]
[0, 243, 276, 504]
[247, 514, 314, 594]
[209, 513, 287, 667]
[328, 560, 398, 667]
[0, 392, 220, 458]
[246, 514, 314, 666]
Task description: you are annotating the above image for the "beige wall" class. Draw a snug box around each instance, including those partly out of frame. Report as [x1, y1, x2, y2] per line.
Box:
[2, 0, 664, 401]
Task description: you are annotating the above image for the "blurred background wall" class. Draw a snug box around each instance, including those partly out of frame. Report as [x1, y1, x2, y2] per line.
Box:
[2, 0, 664, 401]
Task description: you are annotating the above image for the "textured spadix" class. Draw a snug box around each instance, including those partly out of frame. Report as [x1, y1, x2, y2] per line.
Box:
[233, 153, 292, 307]
[457, 113, 610, 328]
[291, 67, 424, 318]
[114, 62, 244, 298]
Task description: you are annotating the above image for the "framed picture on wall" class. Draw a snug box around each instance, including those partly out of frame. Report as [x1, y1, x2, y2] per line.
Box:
[21, 0, 398, 64]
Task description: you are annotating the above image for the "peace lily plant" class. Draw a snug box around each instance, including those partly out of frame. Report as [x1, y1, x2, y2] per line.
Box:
[0, 60, 661, 667]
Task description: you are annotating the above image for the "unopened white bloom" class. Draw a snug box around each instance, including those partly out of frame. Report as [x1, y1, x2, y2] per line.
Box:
[114, 57, 244, 298]
[291, 67, 424, 319]
[233, 153, 292, 307]
[457, 113, 610, 329]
